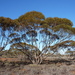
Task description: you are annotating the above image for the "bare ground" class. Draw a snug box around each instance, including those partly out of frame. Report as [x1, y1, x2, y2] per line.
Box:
[0, 57, 75, 75]
[0, 63, 75, 75]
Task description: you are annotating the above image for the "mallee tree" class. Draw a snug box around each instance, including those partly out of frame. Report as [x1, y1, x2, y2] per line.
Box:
[0, 11, 75, 64]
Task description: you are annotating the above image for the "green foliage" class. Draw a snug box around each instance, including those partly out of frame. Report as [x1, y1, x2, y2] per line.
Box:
[8, 33, 20, 37]
[52, 24, 75, 34]
[0, 17, 18, 30]
[45, 17, 73, 27]
[51, 40, 75, 48]
[26, 30, 37, 37]
[42, 40, 75, 54]
[40, 30, 52, 35]
[18, 11, 45, 26]
[0, 11, 75, 64]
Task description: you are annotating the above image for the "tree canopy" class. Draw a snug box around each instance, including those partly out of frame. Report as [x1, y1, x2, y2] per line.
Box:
[0, 11, 75, 64]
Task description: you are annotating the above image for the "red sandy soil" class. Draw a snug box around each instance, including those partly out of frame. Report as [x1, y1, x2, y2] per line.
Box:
[0, 57, 20, 62]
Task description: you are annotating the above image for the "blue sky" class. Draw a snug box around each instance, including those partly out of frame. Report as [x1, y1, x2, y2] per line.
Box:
[0, 0, 75, 26]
